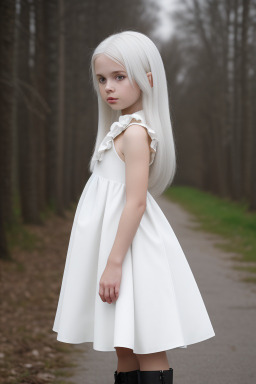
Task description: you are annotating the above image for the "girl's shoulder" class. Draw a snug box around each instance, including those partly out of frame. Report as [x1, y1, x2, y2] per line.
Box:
[96, 110, 159, 166]
[113, 110, 159, 165]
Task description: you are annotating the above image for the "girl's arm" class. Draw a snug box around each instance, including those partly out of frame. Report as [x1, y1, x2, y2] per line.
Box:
[107, 124, 151, 266]
[99, 124, 151, 304]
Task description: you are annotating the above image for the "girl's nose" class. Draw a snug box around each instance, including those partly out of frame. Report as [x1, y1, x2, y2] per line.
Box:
[105, 80, 115, 91]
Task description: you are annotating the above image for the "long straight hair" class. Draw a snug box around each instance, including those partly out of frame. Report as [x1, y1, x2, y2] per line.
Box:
[89, 30, 176, 198]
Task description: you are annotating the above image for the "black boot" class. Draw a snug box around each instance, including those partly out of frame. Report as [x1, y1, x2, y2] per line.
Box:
[139, 368, 173, 384]
[114, 369, 140, 384]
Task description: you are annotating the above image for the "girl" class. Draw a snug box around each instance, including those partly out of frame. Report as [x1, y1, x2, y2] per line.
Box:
[52, 31, 215, 384]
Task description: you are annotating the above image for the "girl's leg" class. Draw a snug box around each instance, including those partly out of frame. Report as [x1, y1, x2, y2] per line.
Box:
[115, 347, 140, 372]
[135, 351, 170, 371]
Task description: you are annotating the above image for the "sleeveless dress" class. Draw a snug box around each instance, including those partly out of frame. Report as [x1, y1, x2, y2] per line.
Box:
[52, 109, 215, 354]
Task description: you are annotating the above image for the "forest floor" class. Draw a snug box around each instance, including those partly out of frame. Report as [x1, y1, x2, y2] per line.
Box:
[0, 194, 256, 383]
[0, 207, 80, 384]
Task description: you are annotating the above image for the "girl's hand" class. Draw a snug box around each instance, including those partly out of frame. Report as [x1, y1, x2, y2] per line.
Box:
[99, 261, 122, 304]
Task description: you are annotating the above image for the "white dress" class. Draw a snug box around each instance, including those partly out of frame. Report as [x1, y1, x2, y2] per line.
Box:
[52, 109, 215, 354]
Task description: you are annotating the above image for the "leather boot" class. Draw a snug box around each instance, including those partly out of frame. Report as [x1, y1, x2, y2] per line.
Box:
[114, 369, 140, 383]
[139, 368, 173, 384]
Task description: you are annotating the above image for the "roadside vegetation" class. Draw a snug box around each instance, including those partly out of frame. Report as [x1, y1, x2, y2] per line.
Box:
[165, 185, 256, 284]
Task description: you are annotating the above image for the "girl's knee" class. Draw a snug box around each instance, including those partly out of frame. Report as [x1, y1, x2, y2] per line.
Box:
[135, 350, 167, 363]
[115, 347, 135, 358]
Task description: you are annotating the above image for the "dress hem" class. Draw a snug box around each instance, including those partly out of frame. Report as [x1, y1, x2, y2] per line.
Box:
[52, 328, 215, 354]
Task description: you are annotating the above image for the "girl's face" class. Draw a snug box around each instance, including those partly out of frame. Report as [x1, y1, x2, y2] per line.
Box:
[94, 54, 142, 115]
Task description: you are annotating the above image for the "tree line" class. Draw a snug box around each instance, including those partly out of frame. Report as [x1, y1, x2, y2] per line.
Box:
[1, 0, 255, 259]
[161, 0, 256, 209]
[0, 0, 155, 258]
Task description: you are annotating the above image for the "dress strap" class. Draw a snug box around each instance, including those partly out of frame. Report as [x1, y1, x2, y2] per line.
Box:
[94, 111, 159, 166]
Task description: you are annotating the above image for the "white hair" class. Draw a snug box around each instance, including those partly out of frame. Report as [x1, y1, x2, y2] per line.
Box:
[89, 30, 176, 197]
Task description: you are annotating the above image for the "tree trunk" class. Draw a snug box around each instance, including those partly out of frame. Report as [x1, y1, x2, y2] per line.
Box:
[17, 0, 39, 223]
[241, 0, 252, 200]
[0, 0, 16, 258]
[56, 0, 65, 215]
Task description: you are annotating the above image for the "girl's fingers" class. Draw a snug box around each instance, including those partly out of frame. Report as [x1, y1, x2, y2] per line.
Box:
[109, 287, 115, 302]
[99, 285, 106, 302]
[104, 287, 111, 303]
[99, 284, 119, 303]
[115, 286, 119, 300]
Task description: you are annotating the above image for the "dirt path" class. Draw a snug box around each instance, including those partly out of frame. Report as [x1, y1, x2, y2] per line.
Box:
[63, 195, 256, 384]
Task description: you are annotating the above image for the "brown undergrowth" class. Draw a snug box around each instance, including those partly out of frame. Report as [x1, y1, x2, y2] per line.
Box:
[0, 207, 81, 384]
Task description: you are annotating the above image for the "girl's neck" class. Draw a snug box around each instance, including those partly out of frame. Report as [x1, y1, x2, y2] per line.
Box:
[121, 108, 143, 116]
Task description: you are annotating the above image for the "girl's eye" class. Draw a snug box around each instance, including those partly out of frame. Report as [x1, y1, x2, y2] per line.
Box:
[98, 75, 125, 84]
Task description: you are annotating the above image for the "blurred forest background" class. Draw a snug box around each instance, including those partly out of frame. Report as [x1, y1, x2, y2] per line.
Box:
[1, 0, 256, 259]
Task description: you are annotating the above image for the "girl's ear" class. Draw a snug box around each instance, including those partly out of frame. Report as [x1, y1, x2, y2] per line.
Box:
[147, 72, 153, 88]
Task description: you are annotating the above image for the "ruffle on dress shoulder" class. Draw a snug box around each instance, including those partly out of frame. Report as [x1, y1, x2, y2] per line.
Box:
[95, 110, 159, 166]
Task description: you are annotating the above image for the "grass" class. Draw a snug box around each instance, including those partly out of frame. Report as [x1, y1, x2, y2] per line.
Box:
[5, 217, 41, 254]
[5, 190, 78, 258]
[164, 185, 256, 279]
